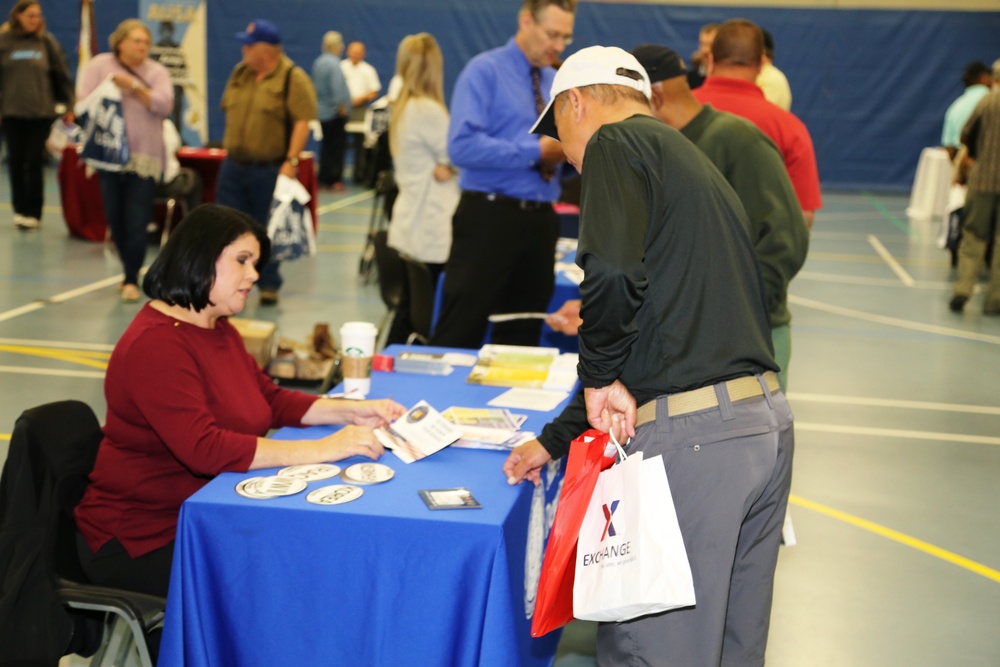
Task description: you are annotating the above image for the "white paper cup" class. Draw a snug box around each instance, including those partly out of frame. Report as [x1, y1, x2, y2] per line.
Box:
[340, 321, 377, 396]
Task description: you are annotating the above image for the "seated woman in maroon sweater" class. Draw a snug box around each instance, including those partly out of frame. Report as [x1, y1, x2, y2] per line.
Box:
[75, 204, 405, 600]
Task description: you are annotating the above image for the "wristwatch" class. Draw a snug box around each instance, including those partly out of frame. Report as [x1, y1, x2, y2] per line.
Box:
[286, 156, 300, 167]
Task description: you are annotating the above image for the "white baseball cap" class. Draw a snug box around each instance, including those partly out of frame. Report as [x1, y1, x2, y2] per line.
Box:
[530, 45, 652, 139]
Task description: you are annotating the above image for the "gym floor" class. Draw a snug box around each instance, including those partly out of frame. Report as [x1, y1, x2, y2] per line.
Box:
[1, 168, 997, 666]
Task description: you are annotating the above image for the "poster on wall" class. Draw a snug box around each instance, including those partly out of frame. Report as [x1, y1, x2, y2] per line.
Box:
[140, 0, 207, 146]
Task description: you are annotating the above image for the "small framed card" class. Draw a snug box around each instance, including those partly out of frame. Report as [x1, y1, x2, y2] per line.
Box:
[418, 488, 482, 510]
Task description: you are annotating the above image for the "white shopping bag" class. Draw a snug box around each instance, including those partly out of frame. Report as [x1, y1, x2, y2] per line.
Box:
[267, 174, 316, 261]
[574, 439, 695, 622]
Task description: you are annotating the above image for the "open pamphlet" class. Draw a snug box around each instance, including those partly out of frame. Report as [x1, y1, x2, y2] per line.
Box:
[467, 345, 578, 391]
[374, 400, 462, 464]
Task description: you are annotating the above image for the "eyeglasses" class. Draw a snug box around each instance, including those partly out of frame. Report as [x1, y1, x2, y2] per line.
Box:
[535, 19, 573, 45]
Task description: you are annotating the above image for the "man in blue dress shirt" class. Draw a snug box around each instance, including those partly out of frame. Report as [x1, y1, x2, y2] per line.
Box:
[430, 0, 576, 348]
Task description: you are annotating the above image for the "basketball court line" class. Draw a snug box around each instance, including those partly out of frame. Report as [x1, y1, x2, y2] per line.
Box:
[789, 295, 1000, 345]
[790, 495, 1000, 585]
[867, 234, 915, 286]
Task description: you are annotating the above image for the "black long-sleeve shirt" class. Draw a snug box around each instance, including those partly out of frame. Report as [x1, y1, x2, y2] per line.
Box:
[539, 114, 776, 459]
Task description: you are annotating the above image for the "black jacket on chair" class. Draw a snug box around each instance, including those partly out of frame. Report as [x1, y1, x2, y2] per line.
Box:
[0, 402, 101, 667]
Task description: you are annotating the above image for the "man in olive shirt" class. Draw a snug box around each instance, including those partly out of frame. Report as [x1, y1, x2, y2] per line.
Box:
[504, 46, 794, 665]
[217, 20, 317, 305]
[632, 43, 809, 391]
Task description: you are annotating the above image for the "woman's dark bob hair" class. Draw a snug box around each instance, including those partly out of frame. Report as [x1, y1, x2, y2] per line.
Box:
[143, 204, 270, 311]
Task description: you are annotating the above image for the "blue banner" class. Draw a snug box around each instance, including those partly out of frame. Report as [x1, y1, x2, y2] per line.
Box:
[141, 0, 206, 146]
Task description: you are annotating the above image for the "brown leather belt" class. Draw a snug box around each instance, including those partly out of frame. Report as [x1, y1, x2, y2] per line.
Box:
[635, 372, 780, 426]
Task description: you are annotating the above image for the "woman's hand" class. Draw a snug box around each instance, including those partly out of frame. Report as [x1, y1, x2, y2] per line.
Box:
[251, 423, 388, 470]
[110, 74, 135, 91]
[433, 164, 454, 182]
[301, 397, 406, 428]
[349, 399, 407, 427]
[318, 424, 385, 461]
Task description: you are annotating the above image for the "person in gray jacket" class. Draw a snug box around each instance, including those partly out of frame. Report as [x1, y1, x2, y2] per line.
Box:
[0, 0, 74, 230]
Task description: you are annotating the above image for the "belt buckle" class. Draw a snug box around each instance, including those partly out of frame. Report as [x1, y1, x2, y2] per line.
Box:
[519, 199, 540, 211]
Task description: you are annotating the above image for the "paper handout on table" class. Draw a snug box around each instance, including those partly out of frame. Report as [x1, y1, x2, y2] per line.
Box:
[442, 407, 529, 450]
[487, 387, 572, 412]
[467, 345, 578, 391]
[374, 400, 462, 464]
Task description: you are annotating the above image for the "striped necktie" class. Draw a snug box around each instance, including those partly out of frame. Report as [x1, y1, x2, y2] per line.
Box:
[531, 66, 545, 115]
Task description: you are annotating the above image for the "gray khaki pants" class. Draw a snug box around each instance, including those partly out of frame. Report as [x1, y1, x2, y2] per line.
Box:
[597, 377, 794, 667]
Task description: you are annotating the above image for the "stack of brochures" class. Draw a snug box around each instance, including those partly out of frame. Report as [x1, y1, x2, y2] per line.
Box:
[441, 407, 534, 450]
[394, 351, 478, 375]
[466, 345, 578, 391]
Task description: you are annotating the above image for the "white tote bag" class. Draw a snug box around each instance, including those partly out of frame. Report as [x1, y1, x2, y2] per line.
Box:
[267, 174, 316, 261]
[573, 440, 696, 622]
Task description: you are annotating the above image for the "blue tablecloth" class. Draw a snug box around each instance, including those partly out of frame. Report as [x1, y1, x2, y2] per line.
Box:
[158, 346, 573, 666]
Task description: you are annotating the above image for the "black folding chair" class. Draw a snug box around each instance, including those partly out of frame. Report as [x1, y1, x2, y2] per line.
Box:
[0, 401, 166, 667]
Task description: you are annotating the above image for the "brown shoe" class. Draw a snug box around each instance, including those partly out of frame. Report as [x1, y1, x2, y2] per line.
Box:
[121, 284, 141, 303]
[260, 289, 280, 306]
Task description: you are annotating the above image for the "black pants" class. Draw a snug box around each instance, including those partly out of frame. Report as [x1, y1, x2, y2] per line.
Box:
[318, 117, 348, 186]
[5, 117, 52, 219]
[430, 194, 559, 348]
[386, 261, 444, 345]
[76, 533, 173, 663]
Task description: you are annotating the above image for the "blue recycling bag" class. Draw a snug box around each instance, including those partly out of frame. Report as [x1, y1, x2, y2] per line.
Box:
[74, 77, 130, 171]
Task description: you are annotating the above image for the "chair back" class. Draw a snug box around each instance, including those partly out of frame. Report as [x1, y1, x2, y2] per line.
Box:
[0, 400, 103, 660]
[401, 254, 437, 340]
[16, 401, 102, 581]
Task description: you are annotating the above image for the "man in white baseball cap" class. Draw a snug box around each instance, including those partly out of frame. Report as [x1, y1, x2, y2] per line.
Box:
[507, 44, 794, 666]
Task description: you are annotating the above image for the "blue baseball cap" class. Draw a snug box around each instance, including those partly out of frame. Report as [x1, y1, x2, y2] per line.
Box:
[236, 20, 281, 46]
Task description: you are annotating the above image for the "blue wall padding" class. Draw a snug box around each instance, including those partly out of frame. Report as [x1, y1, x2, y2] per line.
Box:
[45, 1, 1000, 193]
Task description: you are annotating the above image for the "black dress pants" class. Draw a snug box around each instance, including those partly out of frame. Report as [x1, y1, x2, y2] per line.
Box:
[430, 194, 559, 349]
[5, 117, 52, 219]
[318, 117, 347, 186]
[76, 533, 173, 663]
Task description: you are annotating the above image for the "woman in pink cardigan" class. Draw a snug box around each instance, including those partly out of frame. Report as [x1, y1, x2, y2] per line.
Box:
[79, 19, 174, 302]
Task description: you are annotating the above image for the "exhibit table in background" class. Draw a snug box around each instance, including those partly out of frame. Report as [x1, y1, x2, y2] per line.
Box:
[57, 147, 318, 242]
[905, 146, 952, 222]
[158, 345, 574, 667]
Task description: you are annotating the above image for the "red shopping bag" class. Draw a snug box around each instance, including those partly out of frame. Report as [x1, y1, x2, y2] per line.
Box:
[531, 429, 618, 637]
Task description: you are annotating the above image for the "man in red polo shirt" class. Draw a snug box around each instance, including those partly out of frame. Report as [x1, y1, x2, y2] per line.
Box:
[694, 18, 821, 229]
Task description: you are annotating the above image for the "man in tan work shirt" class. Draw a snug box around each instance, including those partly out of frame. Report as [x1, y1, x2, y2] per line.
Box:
[217, 19, 317, 305]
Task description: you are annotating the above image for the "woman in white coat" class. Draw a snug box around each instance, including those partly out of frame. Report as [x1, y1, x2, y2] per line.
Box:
[385, 33, 459, 345]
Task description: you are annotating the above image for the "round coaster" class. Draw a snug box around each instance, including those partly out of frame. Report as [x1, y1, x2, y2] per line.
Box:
[277, 463, 342, 481]
[235, 475, 307, 499]
[340, 462, 395, 485]
[306, 484, 364, 505]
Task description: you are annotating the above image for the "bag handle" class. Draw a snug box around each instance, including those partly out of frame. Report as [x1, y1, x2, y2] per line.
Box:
[609, 430, 629, 462]
[116, 58, 152, 89]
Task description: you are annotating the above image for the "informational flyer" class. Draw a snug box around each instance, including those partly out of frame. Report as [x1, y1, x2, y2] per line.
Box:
[375, 401, 462, 464]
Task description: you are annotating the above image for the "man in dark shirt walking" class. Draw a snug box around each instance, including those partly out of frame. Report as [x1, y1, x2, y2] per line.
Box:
[505, 46, 794, 666]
